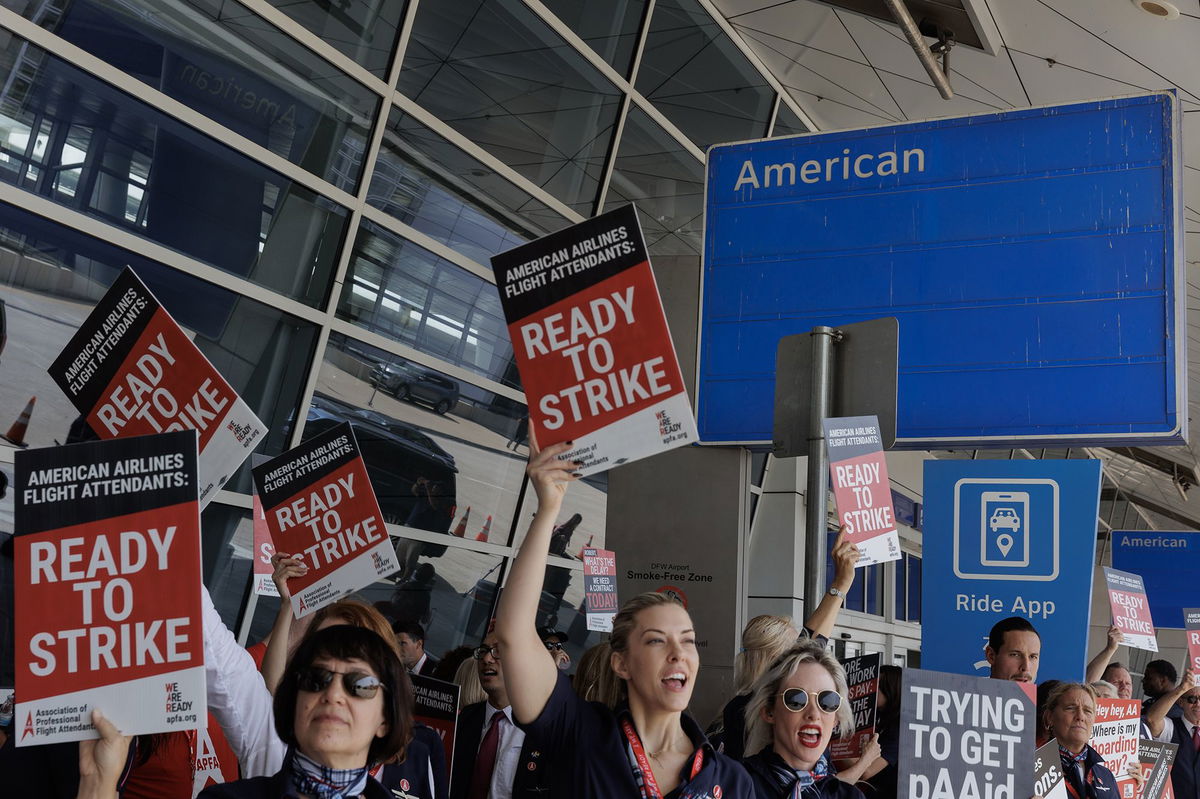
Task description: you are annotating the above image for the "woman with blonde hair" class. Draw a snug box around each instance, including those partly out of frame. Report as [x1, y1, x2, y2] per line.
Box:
[573, 641, 622, 708]
[721, 531, 859, 759]
[495, 440, 753, 797]
[742, 642, 864, 799]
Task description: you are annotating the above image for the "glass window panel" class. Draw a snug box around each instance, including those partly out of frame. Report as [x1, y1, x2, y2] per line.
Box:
[338, 219, 522, 390]
[865, 562, 881, 615]
[311, 333, 529, 545]
[604, 107, 702, 256]
[772, 103, 808, 138]
[400, 0, 622, 215]
[894, 556, 907, 620]
[4, 0, 380, 193]
[203, 504, 254, 630]
[0, 200, 317, 489]
[258, 0, 407, 78]
[510, 470, 609, 554]
[0, 32, 348, 307]
[636, 0, 774, 148]
[908, 555, 921, 622]
[1, 461, 14, 686]
[541, 0, 646, 77]
[369, 110, 569, 265]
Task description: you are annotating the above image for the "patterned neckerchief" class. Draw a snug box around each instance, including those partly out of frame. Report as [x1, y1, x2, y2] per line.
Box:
[289, 749, 370, 799]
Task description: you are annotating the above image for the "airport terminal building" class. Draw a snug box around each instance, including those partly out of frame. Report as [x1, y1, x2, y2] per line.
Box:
[0, 0, 1188, 721]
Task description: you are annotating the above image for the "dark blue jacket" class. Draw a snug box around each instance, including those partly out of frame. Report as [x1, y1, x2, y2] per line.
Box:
[197, 761, 394, 799]
[1167, 717, 1200, 799]
[450, 701, 560, 799]
[518, 671, 754, 799]
[741, 749, 865, 799]
[1060, 745, 1121, 799]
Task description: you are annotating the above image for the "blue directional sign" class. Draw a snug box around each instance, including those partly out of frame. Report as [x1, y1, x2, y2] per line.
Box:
[922, 459, 1101, 682]
[1113, 530, 1200, 628]
[699, 93, 1184, 447]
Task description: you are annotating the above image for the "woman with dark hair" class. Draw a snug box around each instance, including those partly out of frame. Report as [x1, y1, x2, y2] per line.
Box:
[200, 625, 411, 799]
[495, 441, 754, 798]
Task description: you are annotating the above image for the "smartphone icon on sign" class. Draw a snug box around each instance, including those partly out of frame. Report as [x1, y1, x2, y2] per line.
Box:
[980, 491, 1029, 567]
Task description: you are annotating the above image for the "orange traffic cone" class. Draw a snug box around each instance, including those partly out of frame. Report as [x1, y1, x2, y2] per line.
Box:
[475, 515, 492, 542]
[2, 396, 35, 447]
[576, 534, 594, 560]
[451, 506, 471, 537]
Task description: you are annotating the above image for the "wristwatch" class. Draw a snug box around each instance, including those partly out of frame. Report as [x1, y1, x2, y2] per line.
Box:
[827, 587, 845, 599]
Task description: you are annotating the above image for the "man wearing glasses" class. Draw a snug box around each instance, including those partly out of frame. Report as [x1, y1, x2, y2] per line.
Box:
[1146, 662, 1199, 799]
[537, 626, 570, 671]
[450, 632, 556, 799]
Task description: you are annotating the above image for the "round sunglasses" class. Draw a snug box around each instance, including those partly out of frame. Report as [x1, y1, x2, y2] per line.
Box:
[296, 666, 386, 699]
[778, 688, 843, 714]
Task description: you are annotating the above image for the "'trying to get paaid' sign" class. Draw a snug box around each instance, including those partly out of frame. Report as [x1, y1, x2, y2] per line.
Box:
[48, 267, 266, 508]
[14, 431, 204, 745]
[898, 668, 1035, 799]
[252, 422, 400, 617]
[491, 204, 697, 475]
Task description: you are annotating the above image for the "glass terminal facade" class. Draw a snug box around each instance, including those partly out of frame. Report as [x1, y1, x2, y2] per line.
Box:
[0, 0, 859, 669]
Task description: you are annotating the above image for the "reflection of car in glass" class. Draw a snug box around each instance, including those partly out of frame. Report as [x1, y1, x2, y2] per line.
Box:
[0, 298, 7, 362]
[302, 394, 457, 536]
[988, 508, 1021, 533]
[370, 361, 461, 415]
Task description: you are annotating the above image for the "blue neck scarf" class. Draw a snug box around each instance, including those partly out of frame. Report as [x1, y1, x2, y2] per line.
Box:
[764, 749, 829, 798]
[290, 749, 370, 799]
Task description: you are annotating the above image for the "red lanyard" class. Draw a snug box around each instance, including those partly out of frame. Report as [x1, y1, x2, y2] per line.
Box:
[620, 718, 704, 799]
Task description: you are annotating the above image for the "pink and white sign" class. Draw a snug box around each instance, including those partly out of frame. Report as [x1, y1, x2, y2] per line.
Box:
[1104, 567, 1157, 652]
[824, 415, 900, 566]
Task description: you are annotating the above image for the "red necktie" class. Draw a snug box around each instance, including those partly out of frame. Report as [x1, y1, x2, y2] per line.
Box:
[1192, 725, 1199, 752]
[468, 711, 506, 799]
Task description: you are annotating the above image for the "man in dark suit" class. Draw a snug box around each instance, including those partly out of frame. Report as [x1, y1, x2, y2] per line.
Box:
[1146, 662, 1198, 798]
[394, 618, 440, 676]
[450, 631, 556, 799]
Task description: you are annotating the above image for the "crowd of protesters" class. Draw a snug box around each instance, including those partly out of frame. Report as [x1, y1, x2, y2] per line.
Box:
[2, 441, 1199, 799]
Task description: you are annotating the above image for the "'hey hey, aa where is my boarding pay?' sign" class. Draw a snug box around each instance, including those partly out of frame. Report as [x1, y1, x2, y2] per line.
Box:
[491, 205, 697, 475]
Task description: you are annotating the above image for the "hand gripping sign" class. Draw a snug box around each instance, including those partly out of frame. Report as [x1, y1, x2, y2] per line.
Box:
[1104, 567, 1158, 652]
[14, 430, 204, 745]
[491, 204, 697, 475]
[252, 422, 400, 618]
[48, 267, 267, 508]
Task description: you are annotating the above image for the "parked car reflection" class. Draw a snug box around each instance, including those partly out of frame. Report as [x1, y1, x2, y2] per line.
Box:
[370, 359, 461, 415]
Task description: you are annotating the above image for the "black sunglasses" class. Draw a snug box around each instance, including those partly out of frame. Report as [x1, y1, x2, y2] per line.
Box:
[296, 666, 385, 699]
[779, 688, 842, 714]
[544, 641, 565, 652]
[473, 645, 501, 661]
[1182, 696, 1200, 705]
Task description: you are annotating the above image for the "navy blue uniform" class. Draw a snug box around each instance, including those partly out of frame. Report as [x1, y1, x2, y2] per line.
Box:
[450, 701, 561, 799]
[1165, 717, 1200, 799]
[198, 761, 394, 799]
[1059, 745, 1120, 799]
[741, 749, 864, 799]
[519, 672, 754, 799]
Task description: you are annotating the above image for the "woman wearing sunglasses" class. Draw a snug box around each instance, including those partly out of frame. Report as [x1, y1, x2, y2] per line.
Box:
[495, 441, 753, 798]
[742, 643, 865, 799]
[200, 624, 410, 799]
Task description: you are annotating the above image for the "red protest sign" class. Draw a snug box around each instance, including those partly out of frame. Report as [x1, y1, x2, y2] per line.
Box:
[1092, 698, 1142, 797]
[1104, 567, 1158, 652]
[251, 492, 278, 597]
[829, 653, 880, 761]
[410, 673, 459, 772]
[1184, 609, 1200, 685]
[583, 547, 618, 632]
[252, 422, 400, 617]
[48, 268, 266, 507]
[491, 205, 697, 475]
[823, 415, 900, 565]
[14, 431, 204, 745]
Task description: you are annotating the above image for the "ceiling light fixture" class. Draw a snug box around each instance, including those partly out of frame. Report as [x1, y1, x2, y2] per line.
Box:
[1131, 0, 1181, 19]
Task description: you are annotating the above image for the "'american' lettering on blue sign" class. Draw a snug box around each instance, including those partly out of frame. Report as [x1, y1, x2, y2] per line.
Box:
[732, 146, 927, 190]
